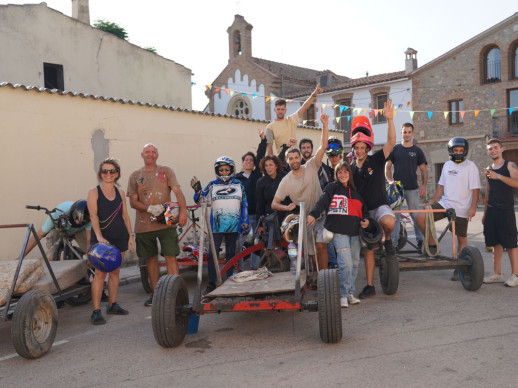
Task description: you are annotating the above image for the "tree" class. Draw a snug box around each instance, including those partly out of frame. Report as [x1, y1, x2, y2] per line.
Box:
[93, 19, 128, 40]
[144, 47, 157, 54]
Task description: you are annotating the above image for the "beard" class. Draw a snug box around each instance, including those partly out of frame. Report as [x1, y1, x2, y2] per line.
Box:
[290, 162, 301, 171]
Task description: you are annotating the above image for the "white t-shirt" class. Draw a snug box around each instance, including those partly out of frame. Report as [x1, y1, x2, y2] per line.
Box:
[438, 159, 481, 218]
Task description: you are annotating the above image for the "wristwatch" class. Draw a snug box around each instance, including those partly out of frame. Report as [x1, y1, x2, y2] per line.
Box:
[497, 174, 501, 180]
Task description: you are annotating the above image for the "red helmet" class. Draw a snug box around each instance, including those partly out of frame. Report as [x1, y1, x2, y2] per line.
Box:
[350, 116, 374, 151]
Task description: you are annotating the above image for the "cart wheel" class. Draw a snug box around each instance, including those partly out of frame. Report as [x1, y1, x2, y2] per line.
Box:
[318, 269, 342, 343]
[152, 275, 189, 348]
[396, 222, 407, 251]
[11, 290, 58, 359]
[259, 250, 288, 273]
[379, 256, 399, 295]
[139, 257, 153, 294]
[458, 246, 484, 291]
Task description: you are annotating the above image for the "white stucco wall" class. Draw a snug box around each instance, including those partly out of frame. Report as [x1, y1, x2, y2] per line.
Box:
[0, 3, 192, 108]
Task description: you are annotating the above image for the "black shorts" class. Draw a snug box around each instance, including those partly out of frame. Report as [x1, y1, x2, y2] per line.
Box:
[431, 203, 469, 237]
[91, 238, 128, 253]
[483, 207, 517, 248]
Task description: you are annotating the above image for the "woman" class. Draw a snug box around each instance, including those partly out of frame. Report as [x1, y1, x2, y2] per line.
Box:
[87, 157, 135, 325]
[308, 161, 369, 308]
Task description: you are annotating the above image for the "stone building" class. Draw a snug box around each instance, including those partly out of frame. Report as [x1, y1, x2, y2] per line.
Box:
[410, 13, 518, 191]
[0, 1, 192, 108]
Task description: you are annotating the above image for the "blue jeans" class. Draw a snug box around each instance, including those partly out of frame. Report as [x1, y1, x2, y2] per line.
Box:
[392, 188, 423, 244]
[207, 233, 238, 286]
[327, 238, 337, 267]
[333, 234, 361, 298]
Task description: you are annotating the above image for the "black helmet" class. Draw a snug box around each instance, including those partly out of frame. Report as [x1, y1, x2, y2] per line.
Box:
[359, 217, 384, 251]
[69, 200, 89, 227]
[214, 156, 235, 182]
[326, 136, 343, 156]
[447, 137, 469, 163]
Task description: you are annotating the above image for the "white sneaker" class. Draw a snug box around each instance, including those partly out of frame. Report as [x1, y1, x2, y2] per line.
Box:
[340, 297, 349, 308]
[483, 273, 505, 284]
[504, 274, 518, 287]
[347, 295, 360, 305]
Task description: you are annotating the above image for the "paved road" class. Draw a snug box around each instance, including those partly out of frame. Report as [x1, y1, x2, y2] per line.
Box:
[1, 211, 517, 387]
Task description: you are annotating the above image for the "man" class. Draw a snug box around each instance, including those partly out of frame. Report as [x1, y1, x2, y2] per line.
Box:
[385, 123, 428, 251]
[271, 111, 329, 270]
[128, 143, 188, 306]
[235, 129, 266, 270]
[415, 137, 480, 280]
[266, 84, 323, 157]
[350, 101, 396, 299]
[481, 139, 518, 287]
[23, 200, 91, 259]
[297, 137, 335, 191]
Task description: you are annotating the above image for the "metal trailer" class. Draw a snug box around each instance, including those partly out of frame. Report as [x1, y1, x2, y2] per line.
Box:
[376, 208, 484, 296]
[151, 202, 342, 348]
[0, 223, 91, 359]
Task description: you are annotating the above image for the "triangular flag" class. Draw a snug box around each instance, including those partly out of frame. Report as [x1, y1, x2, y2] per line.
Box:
[427, 112, 433, 120]
[491, 109, 496, 117]
[206, 85, 212, 90]
[347, 116, 351, 121]
[266, 96, 271, 102]
[230, 90, 234, 96]
[354, 108, 361, 115]
[335, 117, 341, 123]
[409, 111, 415, 119]
[407, 101, 412, 107]
[460, 111, 465, 119]
[224, 88, 229, 94]
[368, 112, 373, 118]
[191, 82, 196, 86]
[393, 109, 397, 117]
[474, 110, 480, 117]
[303, 120, 308, 125]
[509, 108, 515, 115]
[214, 87, 221, 92]
[362, 109, 367, 115]
[322, 104, 327, 109]
[340, 106, 346, 114]
[241, 93, 246, 96]
[444, 112, 449, 119]
[252, 93, 257, 99]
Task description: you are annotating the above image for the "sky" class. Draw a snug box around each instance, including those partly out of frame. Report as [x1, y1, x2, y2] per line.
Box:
[4, 0, 518, 110]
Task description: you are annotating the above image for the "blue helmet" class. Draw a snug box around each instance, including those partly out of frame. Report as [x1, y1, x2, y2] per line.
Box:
[387, 182, 404, 210]
[214, 156, 235, 182]
[88, 243, 122, 273]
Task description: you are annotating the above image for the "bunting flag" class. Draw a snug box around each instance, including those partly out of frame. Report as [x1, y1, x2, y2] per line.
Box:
[252, 94, 257, 99]
[205, 85, 212, 90]
[474, 110, 480, 117]
[409, 111, 415, 119]
[407, 101, 412, 107]
[373, 109, 379, 117]
[303, 120, 308, 125]
[266, 96, 271, 102]
[334, 104, 339, 109]
[191, 82, 196, 86]
[393, 109, 397, 117]
[224, 88, 229, 95]
[460, 111, 465, 119]
[491, 109, 496, 117]
[510, 108, 515, 115]
[335, 117, 341, 123]
[444, 111, 449, 119]
[230, 90, 234, 96]
[214, 87, 221, 92]
[347, 116, 351, 121]
[427, 112, 433, 120]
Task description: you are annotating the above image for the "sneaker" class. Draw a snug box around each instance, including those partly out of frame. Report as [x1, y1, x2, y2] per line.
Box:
[91, 309, 106, 325]
[483, 273, 505, 284]
[340, 297, 349, 308]
[202, 283, 216, 296]
[451, 269, 460, 281]
[347, 295, 361, 305]
[384, 240, 396, 257]
[144, 292, 153, 306]
[504, 274, 518, 287]
[358, 285, 376, 299]
[106, 302, 129, 315]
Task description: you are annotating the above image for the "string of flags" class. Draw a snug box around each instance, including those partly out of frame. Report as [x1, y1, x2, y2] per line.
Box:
[197, 83, 517, 124]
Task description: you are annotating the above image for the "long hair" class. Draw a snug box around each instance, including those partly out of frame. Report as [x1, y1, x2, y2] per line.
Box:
[334, 160, 356, 190]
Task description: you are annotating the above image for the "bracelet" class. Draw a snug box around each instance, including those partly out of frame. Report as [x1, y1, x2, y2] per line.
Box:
[497, 174, 501, 180]
[130, 233, 135, 237]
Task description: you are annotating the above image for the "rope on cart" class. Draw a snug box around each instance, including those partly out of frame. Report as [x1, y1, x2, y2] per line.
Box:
[423, 205, 440, 257]
[231, 267, 273, 283]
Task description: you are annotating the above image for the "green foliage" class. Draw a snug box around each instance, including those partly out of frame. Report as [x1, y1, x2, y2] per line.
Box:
[93, 19, 128, 40]
[144, 47, 158, 54]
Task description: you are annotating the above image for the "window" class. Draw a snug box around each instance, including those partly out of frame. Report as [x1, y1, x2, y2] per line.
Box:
[511, 42, 518, 79]
[509, 89, 518, 135]
[303, 104, 316, 125]
[373, 93, 387, 123]
[484, 47, 501, 83]
[320, 75, 328, 87]
[449, 100, 464, 125]
[231, 98, 250, 118]
[337, 98, 352, 137]
[43, 63, 64, 90]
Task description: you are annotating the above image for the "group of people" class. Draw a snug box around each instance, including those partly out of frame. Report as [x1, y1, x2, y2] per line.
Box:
[26, 84, 518, 322]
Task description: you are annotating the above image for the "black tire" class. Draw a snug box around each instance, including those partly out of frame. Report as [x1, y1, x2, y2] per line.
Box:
[459, 246, 484, 291]
[318, 269, 342, 343]
[396, 222, 408, 251]
[64, 289, 92, 306]
[151, 275, 189, 348]
[139, 257, 153, 294]
[379, 256, 399, 295]
[11, 290, 58, 359]
[259, 250, 289, 273]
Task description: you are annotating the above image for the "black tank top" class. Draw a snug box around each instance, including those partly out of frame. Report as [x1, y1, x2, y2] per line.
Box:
[488, 161, 514, 209]
[91, 185, 129, 243]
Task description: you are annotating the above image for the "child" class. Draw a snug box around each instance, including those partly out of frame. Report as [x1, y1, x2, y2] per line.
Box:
[308, 160, 368, 307]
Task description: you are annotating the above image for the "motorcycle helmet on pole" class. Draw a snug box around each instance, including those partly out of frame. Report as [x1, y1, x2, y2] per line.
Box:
[88, 243, 122, 272]
[447, 137, 469, 163]
[69, 200, 90, 227]
[214, 156, 235, 182]
[326, 136, 343, 156]
[386, 181, 404, 210]
[359, 217, 385, 251]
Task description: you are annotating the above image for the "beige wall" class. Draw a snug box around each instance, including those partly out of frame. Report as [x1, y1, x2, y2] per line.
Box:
[0, 3, 192, 108]
[0, 84, 329, 260]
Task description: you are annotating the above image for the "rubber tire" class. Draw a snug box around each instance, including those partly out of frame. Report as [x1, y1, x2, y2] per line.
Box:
[64, 288, 92, 306]
[152, 275, 189, 348]
[379, 256, 399, 295]
[396, 222, 408, 251]
[11, 290, 58, 359]
[139, 257, 153, 294]
[318, 269, 342, 343]
[458, 246, 484, 291]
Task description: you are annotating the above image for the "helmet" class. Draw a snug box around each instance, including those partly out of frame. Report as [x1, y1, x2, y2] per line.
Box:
[326, 136, 343, 156]
[181, 243, 208, 262]
[163, 202, 180, 226]
[448, 137, 469, 163]
[350, 116, 374, 151]
[69, 200, 89, 227]
[346, 151, 355, 160]
[281, 214, 299, 242]
[214, 156, 235, 182]
[386, 181, 404, 210]
[359, 218, 385, 251]
[88, 243, 122, 272]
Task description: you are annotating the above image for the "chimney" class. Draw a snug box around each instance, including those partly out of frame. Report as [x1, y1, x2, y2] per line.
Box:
[72, 0, 90, 25]
[405, 48, 418, 74]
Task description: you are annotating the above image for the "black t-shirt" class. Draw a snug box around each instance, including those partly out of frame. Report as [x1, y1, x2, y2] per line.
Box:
[388, 144, 427, 190]
[351, 149, 388, 211]
[487, 160, 515, 209]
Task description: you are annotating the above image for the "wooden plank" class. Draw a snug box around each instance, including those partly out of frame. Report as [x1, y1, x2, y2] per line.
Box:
[206, 271, 306, 297]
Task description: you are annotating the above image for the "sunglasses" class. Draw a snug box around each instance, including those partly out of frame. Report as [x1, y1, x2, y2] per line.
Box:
[218, 167, 231, 172]
[101, 169, 117, 175]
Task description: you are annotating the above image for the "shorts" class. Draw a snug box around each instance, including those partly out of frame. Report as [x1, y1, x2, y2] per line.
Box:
[483, 207, 517, 248]
[430, 203, 468, 237]
[368, 205, 395, 223]
[90, 237, 128, 252]
[306, 215, 326, 255]
[136, 227, 180, 259]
